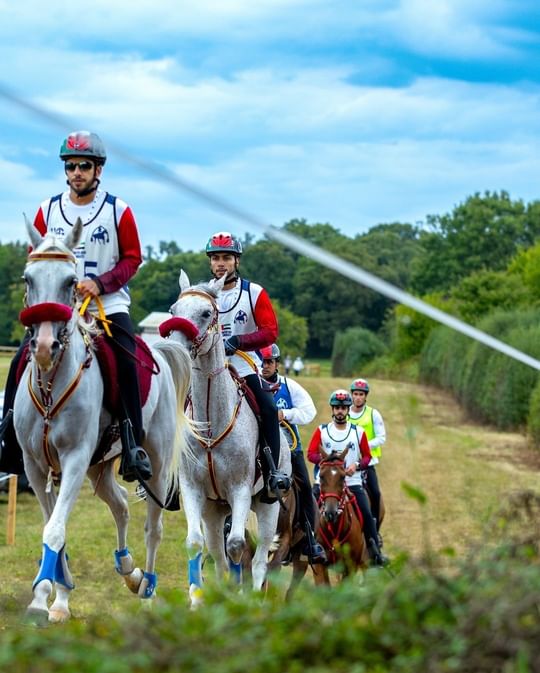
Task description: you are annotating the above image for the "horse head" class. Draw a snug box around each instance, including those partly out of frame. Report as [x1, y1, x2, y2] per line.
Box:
[20, 215, 83, 371]
[319, 447, 349, 523]
[160, 270, 226, 359]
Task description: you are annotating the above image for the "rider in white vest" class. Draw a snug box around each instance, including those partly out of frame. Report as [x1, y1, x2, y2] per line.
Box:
[206, 232, 291, 502]
[307, 389, 388, 566]
[260, 343, 326, 564]
[349, 377, 385, 538]
[0, 131, 151, 483]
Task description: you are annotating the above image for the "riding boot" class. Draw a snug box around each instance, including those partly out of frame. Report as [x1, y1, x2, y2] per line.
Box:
[0, 343, 26, 475]
[301, 520, 327, 565]
[118, 417, 152, 483]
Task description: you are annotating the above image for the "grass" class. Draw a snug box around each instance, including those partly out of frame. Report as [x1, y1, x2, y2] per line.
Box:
[0, 359, 539, 627]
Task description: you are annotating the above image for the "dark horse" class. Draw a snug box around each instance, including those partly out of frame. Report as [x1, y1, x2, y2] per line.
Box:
[314, 447, 369, 584]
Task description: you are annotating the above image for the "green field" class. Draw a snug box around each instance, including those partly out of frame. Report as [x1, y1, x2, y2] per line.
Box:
[1, 358, 538, 625]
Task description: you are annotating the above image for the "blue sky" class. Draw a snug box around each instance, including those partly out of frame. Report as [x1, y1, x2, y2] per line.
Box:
[0, 0, 539, 254]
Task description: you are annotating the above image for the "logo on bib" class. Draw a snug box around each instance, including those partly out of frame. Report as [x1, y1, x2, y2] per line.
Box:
[234, 309, 248, 324]
[90, 225, 110, 244]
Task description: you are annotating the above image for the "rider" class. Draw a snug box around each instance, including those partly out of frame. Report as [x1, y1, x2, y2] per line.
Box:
[0, 131, 151, 483]
[206, 231, 291, 502]
[260, 344, 326, 564]
[349, 378, 385, 538]
[307, 389, 388, 567]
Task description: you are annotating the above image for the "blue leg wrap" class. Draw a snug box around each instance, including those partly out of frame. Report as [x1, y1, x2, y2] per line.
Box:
[141, 571, 158, 599]
[228, 560, 242, 584]
[188, 552, 203, 588]
[33, 543, 58, 589]
[54, 546, 74, 590]
[114, 547, 131, 574]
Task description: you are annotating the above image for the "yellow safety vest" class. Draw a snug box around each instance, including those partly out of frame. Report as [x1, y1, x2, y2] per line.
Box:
[349, 405, 381, 458]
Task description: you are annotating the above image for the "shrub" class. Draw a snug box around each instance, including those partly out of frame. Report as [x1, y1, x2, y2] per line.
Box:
[331, 327, 388, 376]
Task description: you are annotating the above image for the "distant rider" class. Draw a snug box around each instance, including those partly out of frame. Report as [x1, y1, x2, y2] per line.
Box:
[307, 389, 388, 567]
[260, 344, 326, 563]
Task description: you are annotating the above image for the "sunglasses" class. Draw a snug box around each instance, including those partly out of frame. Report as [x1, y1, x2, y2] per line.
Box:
[64, 160, 94, 172]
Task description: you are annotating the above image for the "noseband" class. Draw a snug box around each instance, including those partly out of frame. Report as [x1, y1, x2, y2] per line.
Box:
[177, 289, 220, 358]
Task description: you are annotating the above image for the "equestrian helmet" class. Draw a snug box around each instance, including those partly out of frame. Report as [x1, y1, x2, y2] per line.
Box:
[206, 232, 243, 256]
[260, 344, 281, 361]
[350, 378, 370, 393]
[59, 131, 107, 164]
[329, 389, 353, 407]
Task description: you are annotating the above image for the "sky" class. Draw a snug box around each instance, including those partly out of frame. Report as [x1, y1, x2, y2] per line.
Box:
[1, 0, 540, 255]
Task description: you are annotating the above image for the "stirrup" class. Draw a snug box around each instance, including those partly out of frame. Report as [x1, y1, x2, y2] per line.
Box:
[119, 446, 152, 483]
[268, 470, 291, 493]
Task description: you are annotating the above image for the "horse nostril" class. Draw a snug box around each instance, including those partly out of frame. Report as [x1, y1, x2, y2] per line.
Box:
[29, 337, 37, 351]
[51, 340, 61, 356]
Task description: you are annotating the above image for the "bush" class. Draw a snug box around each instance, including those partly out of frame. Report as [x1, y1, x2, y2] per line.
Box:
[331, 327, 388, 376]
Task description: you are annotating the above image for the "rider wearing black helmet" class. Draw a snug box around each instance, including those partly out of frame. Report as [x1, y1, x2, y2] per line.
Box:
[206, 232, 291, 501]
[0, 131, 150, 483]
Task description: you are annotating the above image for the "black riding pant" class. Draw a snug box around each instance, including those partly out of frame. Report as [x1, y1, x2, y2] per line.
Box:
[103, 313, 143, 446]
[291, 450, 316, 530]
[364, 465, 382, 530]
[243, 373, 281, 470]
[347, 484, 379, 553]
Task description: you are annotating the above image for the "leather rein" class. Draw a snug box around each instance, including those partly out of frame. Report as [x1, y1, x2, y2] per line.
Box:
[24, 248, 94, 490]
[179, 288, 248, 501]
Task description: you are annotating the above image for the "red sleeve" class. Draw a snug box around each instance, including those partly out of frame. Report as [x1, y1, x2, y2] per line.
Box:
[96, 206, 142, 293]
[236, 287, 279, 351]
[358, 428, 372, 469]
[307, 427, 323, 465]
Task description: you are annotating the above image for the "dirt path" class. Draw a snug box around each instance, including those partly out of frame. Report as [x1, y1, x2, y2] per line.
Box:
[300, 377, 540, 558]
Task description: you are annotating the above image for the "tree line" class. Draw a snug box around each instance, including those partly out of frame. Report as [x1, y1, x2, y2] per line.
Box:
[2, 190, 540, 363]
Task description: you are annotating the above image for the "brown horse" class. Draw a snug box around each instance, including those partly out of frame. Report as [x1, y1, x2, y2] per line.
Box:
[314, 447, 369, 584]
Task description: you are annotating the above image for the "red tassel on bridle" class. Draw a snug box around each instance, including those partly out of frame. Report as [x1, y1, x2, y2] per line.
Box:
[20, 302, 73, 326]
[159, 317, 199, 340]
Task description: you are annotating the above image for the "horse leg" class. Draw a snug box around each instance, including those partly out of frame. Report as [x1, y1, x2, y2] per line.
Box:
[286, 557, 309, 601]
[180, 476, 206, 606]
[139, 483, 165, 600]
[226, 487, 252, 568]
[28, 454, 87, 623]
[88, 461, 144, 595]
[251, 499, 280, 592]
[202, 503, 229, 582]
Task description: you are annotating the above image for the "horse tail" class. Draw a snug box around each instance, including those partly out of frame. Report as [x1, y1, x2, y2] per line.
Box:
[151, 340, 196, 490]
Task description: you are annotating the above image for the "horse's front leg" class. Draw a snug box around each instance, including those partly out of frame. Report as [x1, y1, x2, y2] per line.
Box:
[251, 499, 280, 591]
[180, 475, 206, 606]
[202, 503, 228, 581]
[28, 452, 87, 624]
[225, 485, 252, 584]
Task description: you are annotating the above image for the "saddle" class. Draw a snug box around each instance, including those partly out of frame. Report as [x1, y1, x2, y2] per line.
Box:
[15, 334, 156, 466]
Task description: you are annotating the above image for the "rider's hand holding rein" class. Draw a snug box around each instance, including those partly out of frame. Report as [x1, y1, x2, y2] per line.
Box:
[77, 279, 102, 299]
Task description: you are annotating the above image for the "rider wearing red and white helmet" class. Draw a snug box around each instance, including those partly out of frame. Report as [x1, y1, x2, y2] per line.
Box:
[349, 377, 386, 537]
[0, 131, 150, 483]
[206, 232, 291, 501]
[260, 344, 326, 563]
[307, 389, 388, 566]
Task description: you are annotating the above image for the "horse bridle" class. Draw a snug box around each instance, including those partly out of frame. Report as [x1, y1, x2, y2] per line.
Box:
[177, 289, 220, 359]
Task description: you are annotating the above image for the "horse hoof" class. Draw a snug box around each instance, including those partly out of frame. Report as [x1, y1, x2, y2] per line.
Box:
[24, 607, 50, 628]
[123, 567, 144, 594]
[189, 584, 204, 608]
[49, 608, 71, 623]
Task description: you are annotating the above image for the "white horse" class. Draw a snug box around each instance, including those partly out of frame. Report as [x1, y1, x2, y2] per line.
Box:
[14, 218, 192, 624]
[163, 271, 291, 605]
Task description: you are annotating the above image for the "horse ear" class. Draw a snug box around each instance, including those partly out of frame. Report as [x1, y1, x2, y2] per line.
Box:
[63, 217, 84, 250]
[24, 213, 42, 250]
[339, 446, 349, 461]
[320, 446, 329, 461]
[179, 269, 190, 293]
[208, 274, 227, 293]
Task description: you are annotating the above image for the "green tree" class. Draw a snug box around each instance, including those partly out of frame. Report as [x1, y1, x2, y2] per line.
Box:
[411, 191, 540, 294]
[0, 242, 27, 345]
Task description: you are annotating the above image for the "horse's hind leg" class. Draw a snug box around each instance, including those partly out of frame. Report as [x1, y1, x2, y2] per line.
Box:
[251, 500, 280, 592]
[88, 461, 143, 595]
